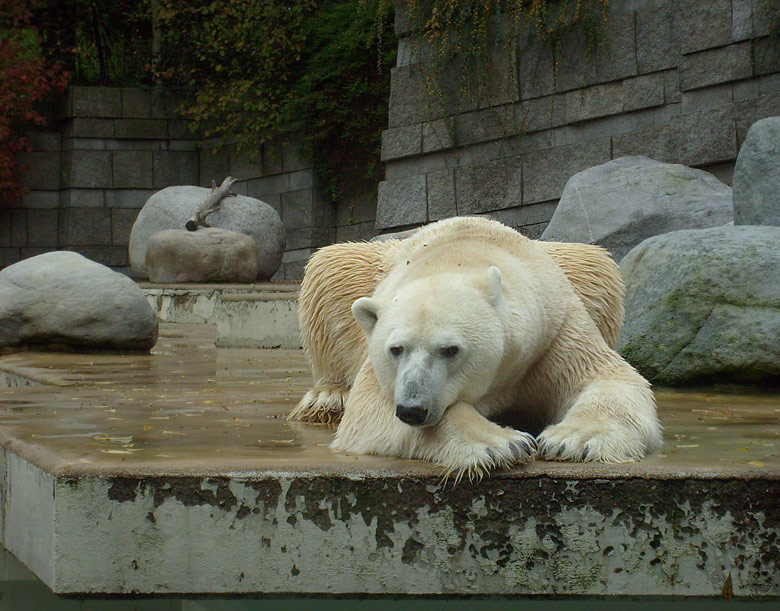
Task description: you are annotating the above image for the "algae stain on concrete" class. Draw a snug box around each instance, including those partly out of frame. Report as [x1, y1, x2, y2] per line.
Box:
[46, 472, 780, 595]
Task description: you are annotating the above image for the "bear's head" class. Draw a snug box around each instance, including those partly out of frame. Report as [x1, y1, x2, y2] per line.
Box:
[352, 266, 508, 427]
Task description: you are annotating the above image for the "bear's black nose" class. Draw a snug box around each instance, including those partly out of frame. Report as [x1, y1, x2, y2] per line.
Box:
[396, 404, 428, 426]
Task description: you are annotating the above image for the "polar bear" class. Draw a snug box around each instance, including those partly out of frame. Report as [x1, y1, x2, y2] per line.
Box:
[290, 216, 661, 478]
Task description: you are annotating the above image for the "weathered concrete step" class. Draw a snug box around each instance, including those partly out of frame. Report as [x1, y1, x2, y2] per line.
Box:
[215, 292, 301, 349]
[1, 324, 779, 596]
[3, 449, 779, 596]
[0, 369, 40, 388]
[0, 363, 65, 387]
[141, 282, 299, 324]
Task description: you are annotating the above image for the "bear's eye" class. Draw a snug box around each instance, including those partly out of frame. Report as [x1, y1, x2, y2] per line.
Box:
[390, 346, 403, 357]
[442, 346, 459, 358]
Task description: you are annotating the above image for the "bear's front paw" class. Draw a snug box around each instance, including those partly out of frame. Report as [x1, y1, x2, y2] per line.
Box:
[288, 382, 348, 424]
[438, 429, 537, 481]
[537, 419, 648, 463]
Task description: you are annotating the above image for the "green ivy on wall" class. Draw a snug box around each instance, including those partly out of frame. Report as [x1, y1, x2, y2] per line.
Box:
[15, 0, 615, 208]
[289, 0, 396, 203]
[400, 0, 610, 139]
[27, 0, 396, 206]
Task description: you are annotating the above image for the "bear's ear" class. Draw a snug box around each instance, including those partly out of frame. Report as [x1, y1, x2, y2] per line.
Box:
[487, 266, 507, 310]
[352, 297, 379, 334]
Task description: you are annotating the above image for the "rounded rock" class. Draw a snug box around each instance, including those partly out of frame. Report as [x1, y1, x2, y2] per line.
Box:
[541, 156, 734, 260]
[618, 226, 780, 386]
[129, 186, 285, 279]
[733, 116, 780, 226]
[146, 228, 259, 283]
[0, 251, 158, 351]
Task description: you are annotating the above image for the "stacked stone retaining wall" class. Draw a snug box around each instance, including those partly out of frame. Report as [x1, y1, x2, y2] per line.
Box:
[378, 0, 780, 234]
[3, 87, 378, 281]
[7, 1, 778, 275]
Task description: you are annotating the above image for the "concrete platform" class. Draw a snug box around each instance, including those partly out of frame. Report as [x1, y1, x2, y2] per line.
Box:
[215, 292, 301, 349]
[0, 324, 779, 596]
[141, 282, 299, 324]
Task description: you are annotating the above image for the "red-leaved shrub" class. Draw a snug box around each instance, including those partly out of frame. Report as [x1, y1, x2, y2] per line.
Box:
[0, 0, 69, 202]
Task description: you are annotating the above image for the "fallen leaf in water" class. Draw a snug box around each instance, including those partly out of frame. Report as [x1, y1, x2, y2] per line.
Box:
[745, 461, 765, 467]
[143, 425, 154, 431]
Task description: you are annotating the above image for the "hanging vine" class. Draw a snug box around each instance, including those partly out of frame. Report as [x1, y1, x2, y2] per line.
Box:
[399, 0, 611, 144]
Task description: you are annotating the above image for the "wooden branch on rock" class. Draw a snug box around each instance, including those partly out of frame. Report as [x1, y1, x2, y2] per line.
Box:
[185, 176, 238, 231]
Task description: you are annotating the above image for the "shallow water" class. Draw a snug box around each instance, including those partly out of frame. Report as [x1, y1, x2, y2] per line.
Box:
[0, 324, 778, 476]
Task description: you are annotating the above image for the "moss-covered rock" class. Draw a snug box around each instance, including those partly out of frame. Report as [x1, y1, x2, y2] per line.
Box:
[618, 226, 780, 385]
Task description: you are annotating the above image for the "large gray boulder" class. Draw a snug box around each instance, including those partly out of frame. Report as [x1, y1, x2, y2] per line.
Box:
[146, 228, 259, 283]
[129, 186, 285, 280]
[541, 156, 734, 260]
[733, 116, 780, 226]
[0, 252, 158, 351]
[617, 226, 780, 386]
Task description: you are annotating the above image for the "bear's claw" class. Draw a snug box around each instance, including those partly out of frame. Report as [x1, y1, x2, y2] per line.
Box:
[288, 383, 348, 424]
[442, 429, 538, 482]
[509, 436, 536, 460]
[537, 419, 645, 463]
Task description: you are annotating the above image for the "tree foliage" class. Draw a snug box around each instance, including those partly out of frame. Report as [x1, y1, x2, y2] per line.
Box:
[9, 0, 395, 205]
[5, 0, 614, 206]
[156, 0, 319, 147]
[33, 0, 154, 86]
[0, 0, 69, 203]
[156, 0, 396, 203]
[290, 0, 396, 202]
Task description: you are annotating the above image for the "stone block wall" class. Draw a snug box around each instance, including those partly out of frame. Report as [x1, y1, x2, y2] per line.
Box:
[198, 137, 378, 280]
[3, 86, 379, 280]
[3, 87, 198, 273]
[378, 0, 780, 235]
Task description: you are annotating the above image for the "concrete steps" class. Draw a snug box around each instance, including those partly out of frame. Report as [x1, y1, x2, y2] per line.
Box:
[215, 292, 301, 349]
[141, 282, 301, 349]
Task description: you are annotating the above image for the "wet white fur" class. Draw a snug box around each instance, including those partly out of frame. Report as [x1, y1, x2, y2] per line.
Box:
[290, 217, 661, 478]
